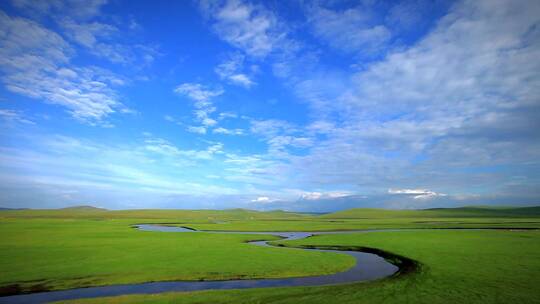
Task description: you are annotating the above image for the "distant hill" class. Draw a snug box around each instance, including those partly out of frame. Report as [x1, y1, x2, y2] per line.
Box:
[322, 206, 540, 219]
[0, 207, 28, 211]
[296, 211, 331, 215]
[3, 206, 539, 220]
[60, 205, 107, 211]
[0, 207, 307, 220]
[423, 206, 540, 217]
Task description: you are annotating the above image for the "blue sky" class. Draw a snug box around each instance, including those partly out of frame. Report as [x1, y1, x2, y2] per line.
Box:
[0, 0, 539, 211]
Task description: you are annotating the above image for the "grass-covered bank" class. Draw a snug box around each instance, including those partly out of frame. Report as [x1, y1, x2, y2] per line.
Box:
[59, 229, 540, 304]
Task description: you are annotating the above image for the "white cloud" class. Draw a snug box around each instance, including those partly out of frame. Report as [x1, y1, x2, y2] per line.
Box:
[174, 82, 224, 133]
[0, 11, 72, 63]
[0, 11, 127, 123]
[201, 117, 217, 127]
[11, 0, 107, 20]
[300, 191, 351, 200]
[187, 126, 207, 134]
[198, 0, 288, 57]
[256, 0, 540, 196]
[388, 188, 433, 195]
[248, 119, 314, 158]
[164, 115, 175, 122]
[249, 119, 297, 137]
[219, 112, 238, 120]
[388, 188, 447, 200]
[59, 18, 160, 65]
[306, 4, 391, 54]
[213, 127, 244, 135]
[59, 18, 117, 48]
[251, 196, 275, 203]
[215, 53, 255, 88]
[342, 0, 540, 117]
[0, 134, 240, 209]
[386, 0, 436, 30]
[144, 137, 224, 160]
[265, 135, 313, 158]
[228, 73, 254, 88]
[306, 121, 335, 134]
[174, 83, 223, 103]
[0, 109, 35, 124]
[144, 138, 181, 157]
[2, 0, 539, 210]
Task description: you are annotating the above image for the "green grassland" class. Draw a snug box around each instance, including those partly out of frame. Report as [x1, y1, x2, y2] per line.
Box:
[0, 218, 352, 295]
[185, 217, 540, 231]
[62, 229, 540, 304]
[1, 206, 540, 303]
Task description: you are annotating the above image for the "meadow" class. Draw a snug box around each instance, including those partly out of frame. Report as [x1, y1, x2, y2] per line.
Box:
[1, 206, 540, 303]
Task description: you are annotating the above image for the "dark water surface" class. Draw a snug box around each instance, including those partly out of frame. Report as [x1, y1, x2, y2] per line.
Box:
[0, 225, 399, 304]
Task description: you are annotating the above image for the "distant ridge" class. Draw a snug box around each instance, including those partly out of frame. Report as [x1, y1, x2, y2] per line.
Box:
[322, 206, 540, 219]
[60, 205, 107, 211]
[422, 206, 540, 216]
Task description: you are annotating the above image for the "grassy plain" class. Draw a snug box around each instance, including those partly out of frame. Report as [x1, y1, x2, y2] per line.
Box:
[62, 229, 540, 304]
[0, 217, 352, 295]
[1, 206, 540, 303]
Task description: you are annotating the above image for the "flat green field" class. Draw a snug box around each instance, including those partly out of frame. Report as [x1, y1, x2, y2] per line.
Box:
[0, 218, 352, 294]
[61, 230, 540, 304]
[1, 206, 540, 303]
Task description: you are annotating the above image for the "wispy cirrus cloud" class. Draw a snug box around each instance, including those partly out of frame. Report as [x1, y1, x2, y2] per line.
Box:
[174, 82, 224, 134]
[0, 133, 234, 207]
[59, 18, 159, 65]
[0, 109, 35, 125]
[0, 11, 128, 124]
[0, 0, 159, 125]
[215, 53, 256, 88]
[305, 3, 391, 55]
[198, 0, 294, 58]
[174, 82, 223, 103]
[10, 0, 107, 20]
[59, 18, 118, 48]
[299, 191, 351, 201]
[213, 127, 244, 135]
[144, 136, 224, 160]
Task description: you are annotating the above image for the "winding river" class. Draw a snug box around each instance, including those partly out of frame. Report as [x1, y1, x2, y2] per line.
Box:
[0, 225, 403, 304]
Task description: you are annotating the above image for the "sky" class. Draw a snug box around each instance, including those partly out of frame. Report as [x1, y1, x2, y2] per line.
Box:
[0, 0, 539, 211]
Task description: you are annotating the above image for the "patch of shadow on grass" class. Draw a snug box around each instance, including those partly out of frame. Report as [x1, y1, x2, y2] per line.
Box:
[0, 276, 108, 297]
[0, 283, 50, 297]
